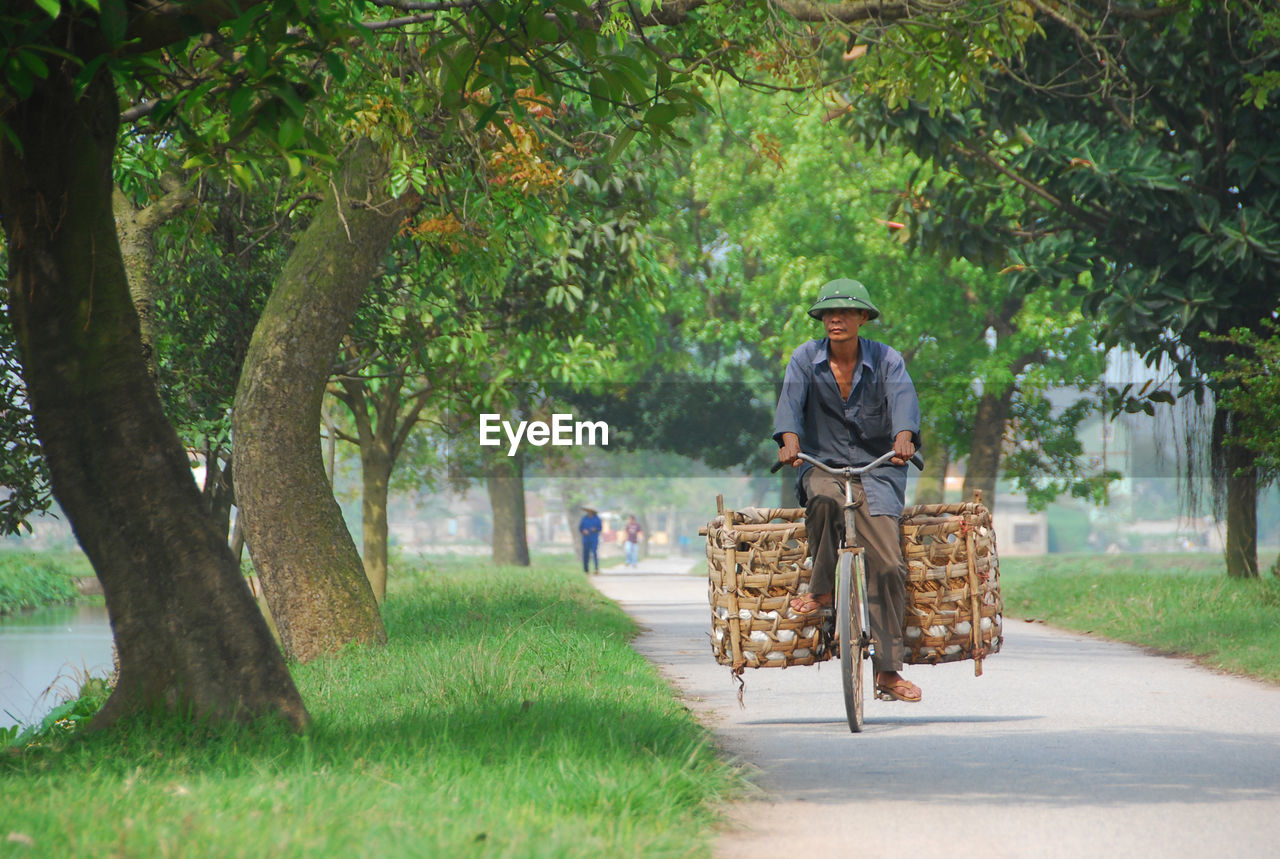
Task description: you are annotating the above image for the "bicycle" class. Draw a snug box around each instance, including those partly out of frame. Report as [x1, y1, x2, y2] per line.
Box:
[771, 448, 923, 732]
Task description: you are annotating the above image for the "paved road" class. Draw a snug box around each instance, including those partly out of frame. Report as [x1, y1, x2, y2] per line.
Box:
[592, 559, 1280, 858]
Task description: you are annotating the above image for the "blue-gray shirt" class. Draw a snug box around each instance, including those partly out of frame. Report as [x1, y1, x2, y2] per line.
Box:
[773, 337, 922, 516]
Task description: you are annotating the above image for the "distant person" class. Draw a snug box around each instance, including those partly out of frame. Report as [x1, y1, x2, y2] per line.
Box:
[623, 515, 643, 567]
[578, 505, 602, 574]
[774, 278, 923, 703]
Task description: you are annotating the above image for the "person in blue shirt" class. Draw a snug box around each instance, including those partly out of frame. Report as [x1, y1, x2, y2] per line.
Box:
[578, 505, 602, 574]
[774, 278, 924, 703]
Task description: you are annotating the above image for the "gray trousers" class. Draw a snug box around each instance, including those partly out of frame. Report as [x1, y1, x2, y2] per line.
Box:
[803, 469, 907, 672]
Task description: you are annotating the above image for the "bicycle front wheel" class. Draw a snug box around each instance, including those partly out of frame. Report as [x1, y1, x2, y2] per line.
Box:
[837, 549, 865, 733]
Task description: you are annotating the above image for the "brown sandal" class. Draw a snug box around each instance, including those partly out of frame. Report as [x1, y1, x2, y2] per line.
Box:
[875, 676, 923, 703]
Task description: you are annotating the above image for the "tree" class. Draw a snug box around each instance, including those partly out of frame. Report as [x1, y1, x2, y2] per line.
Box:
[0, 0, 1042, 727]
[233, 139, 403, 660]
[327, 279, 445, 602]
[1210, 318, 1280, 576]
[0, 3, 309, 729]
[144, 172, 288, 551]
[843, 2, 1280, 575]
[113, 175, 196, 379]
[0, 301, 50, 535]
[648, 83, 1110, 510]
[374, 105, 675, 569]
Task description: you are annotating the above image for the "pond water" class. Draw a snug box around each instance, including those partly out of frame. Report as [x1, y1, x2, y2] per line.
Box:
[0, 604, 114, 730]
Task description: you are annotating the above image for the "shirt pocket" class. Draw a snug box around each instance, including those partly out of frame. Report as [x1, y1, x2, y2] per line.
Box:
[855, 395, 891, 439]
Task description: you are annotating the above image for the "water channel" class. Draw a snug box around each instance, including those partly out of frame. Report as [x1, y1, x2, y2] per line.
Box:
[0, 604, 114, 730]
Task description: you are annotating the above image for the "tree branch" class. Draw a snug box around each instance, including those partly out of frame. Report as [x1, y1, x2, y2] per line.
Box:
[952, 135, 1112, 236]
[775, 0, 964, 24]
[124, 1, 258, 53]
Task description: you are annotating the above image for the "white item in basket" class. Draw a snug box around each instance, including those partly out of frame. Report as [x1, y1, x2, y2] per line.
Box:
[793, 648, 811, 658]
[749, 630, 769, 643]
[776, 629, 796, 643]
[766, 651, 785, 661]
[954, 621, 972, 636]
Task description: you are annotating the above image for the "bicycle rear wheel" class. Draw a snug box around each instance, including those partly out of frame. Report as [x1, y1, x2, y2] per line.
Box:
[837, 550, 865, 733]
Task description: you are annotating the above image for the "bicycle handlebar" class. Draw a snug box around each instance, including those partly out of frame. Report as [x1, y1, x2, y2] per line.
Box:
[770, 448, 924, 475]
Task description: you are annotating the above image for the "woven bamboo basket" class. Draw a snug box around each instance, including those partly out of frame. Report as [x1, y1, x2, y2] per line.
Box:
[898, 492, 1003, 675]
[703, 491, 1002, 675]
[701, 497, 833, 671]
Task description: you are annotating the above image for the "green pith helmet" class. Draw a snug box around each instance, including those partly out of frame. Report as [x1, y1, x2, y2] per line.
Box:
[807, 278, 880, 321]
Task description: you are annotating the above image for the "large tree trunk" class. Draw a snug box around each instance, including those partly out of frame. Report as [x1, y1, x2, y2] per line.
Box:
[962, 388, 1013, 511]
[233, 140, 408, 661]
[1214, 407, 1259, 578]
[488, 455, 531, 566]
[0, 64, 307, 730]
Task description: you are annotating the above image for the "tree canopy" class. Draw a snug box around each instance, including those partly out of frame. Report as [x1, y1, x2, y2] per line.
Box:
[842, 1, 1280, 573]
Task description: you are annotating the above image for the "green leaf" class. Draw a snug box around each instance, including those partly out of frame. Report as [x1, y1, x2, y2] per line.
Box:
[4, 62, 32, 100]
[99, 0, 129, 46]
[322, 53, 347, 84]
[277, 116, 304, 148]
[588, 76, 611, 117]
[34, 0, 60, 18]
[528, 13, 559, 43]
[642, 103, 676, 127]
[472, 101, 502, 133]
[271, 81, 307, 118]
[231, 163, 255, 189]
[606, 126, 637, 163]
[229, 85, 255, 120]
[16, 50, 49, 80]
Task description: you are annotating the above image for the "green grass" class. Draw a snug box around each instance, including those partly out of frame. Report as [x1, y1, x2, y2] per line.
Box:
[0, 550, 88, 613]
[1001, 553, 1280, 684]
[1, 558, 743, 857]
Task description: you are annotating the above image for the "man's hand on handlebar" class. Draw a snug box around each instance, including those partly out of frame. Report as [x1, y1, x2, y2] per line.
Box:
[890, 430, 916, 466]
[777, 432, 802, 469]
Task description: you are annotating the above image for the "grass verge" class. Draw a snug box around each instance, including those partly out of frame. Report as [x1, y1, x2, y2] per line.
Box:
[2, 558, 743, 857]
[0, 550, 89, 614]
[1000, 553, 1280, 684]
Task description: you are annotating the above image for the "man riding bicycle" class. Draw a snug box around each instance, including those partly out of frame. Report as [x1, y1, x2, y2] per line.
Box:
[773, 278, 924, 703]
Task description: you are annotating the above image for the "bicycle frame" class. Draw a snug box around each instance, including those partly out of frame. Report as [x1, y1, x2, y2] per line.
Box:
[776, 448, 922, 732]
[788, 450, 901, 652]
